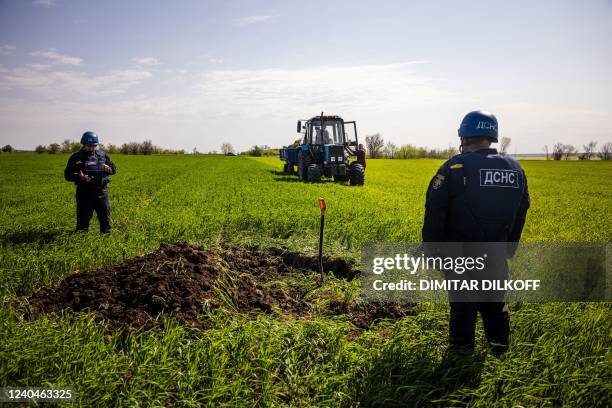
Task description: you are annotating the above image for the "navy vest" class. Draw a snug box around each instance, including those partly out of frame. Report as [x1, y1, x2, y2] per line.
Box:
[446, 149, 526, 241]
[84, 151, 110, 188]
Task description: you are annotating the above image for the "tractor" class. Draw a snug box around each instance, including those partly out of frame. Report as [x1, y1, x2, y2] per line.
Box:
[279, 113, 365, 185]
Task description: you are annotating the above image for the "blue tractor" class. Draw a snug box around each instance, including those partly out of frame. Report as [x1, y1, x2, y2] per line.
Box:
[279, 113, 365, 185]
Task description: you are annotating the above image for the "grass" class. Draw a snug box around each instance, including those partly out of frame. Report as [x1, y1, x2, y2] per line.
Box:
[0, 153, 610, 406]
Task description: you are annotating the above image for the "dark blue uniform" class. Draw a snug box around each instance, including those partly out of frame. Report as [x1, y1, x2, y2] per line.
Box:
[64, 149, 116, 233]
[422, 148, 530, 354]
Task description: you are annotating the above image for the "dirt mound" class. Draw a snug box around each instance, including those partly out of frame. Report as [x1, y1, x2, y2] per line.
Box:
[29, 243, 415, 330]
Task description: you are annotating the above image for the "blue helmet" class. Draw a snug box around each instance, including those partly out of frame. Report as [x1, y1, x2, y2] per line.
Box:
[458, 111, 498, 142]
[80, 131, 99, 145]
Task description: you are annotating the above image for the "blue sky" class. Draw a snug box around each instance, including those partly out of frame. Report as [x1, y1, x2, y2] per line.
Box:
[1, 0, 611, 153]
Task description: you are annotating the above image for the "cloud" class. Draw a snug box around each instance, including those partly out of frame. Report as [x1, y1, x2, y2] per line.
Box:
[30, 49, 82, 66]
[32, 0, 57, 8]
[0, 66, 152, 97]
[191, 61, 446, 117]
[235, 15, 273, 25]
[207, 58, 223, 64]
[0, 45, 16, 55]
[98, 61, 447, 120]
[25, 63, 52, 71]
[132, 57, 161, 66]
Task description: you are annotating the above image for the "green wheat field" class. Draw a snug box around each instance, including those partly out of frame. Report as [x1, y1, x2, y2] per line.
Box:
[1, 153, 610, 407]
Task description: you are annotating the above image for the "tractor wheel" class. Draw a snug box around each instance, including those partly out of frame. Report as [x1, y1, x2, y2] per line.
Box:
[297, 151, 310, 181]
[307, 164, 322, 183]
[349, 163, 365, 186]
[283, 163, 290, 174]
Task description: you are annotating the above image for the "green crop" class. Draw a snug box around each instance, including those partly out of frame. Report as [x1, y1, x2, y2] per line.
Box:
[0, 153, 610, 406]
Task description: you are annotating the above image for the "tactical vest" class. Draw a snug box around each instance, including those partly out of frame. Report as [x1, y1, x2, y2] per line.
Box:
[446, 149, 526, 242]
[84, 151, 110, 189]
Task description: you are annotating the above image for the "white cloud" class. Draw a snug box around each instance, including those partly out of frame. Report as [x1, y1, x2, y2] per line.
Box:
[86, 61, 446, 121]
[208, 58, 223, 64]
[189, 61, 446, 117]
[30, 49, 82, 66]
[32, 0, 57, 8]
[0, 66, 152, 97]
[0, 45, 16, 55]
[132, 57, 161, 66]
[235, 15, 273, 25]
[25, 63, 52, 71]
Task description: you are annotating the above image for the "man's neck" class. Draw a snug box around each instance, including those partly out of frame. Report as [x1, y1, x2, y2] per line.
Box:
[462, 143, 492, 153]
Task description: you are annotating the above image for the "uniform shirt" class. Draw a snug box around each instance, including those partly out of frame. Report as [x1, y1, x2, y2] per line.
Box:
[422, 148, 529, 243]
[64, 149, 117, 189]
[356, 147, 367, 168]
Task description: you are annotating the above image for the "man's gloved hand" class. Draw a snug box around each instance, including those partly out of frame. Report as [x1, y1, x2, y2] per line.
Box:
[103, 164, 112, 173]
[78, 170, 91, 182]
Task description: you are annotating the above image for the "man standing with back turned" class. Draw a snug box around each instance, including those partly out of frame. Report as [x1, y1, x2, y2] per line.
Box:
[64, 131, 117, 233]
[422, 111, 530, 355]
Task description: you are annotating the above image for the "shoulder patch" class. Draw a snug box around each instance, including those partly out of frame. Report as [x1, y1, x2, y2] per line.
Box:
[432, 173, 445, 190]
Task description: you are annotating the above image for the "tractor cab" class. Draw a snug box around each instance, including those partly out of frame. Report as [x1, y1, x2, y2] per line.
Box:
[298, 115, 357, 148]
[279, 113, 365, 185]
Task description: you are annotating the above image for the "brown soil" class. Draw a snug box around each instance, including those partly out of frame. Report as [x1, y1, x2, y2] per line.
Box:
[29, 242, 415, 330]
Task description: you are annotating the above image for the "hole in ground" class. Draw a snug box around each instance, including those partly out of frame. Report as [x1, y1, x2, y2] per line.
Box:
[27, 242, 416, 330]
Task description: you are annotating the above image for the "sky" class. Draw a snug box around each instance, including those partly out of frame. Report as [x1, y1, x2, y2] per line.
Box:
[0, 0, 611, 153]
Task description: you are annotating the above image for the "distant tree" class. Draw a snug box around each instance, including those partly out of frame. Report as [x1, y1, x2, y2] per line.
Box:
[552, 143, 564, 160]
[563, 144, 576, 160]
[262, 148, 279, 156]
[192, 147, 199, 155]
[247, 145, 263, 157]
[140, 140, 154, 155]
[221, 142, 235, 155]
[70, 141, 81, 152]
[365, 134, 385, 158]
[499, 137, 511, 155]
[127, 142, 140, 155]
[106, 144, 118, 154]
[543, 145, 549, 160]
[1, 145, 13, 153]
[48, 143, 61, 154]
[442, 145, 459, 158]
[35, 145, 47, 154]
[383, 141, 398, 159]
[61, 139, 72, 153]
[582, 141, 597, 160]
[599, 142, 612, 160]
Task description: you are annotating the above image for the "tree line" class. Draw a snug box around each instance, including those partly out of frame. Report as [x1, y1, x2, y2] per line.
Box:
[26, 140, 186, 155]
[364, 134, 459, 159]
[3, 138, 611, 160]
[545, 141, 612, 160]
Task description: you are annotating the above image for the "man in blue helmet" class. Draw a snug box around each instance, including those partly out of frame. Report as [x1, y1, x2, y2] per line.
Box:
[422, 111, 530, 356]
[64, 131, 117, 233]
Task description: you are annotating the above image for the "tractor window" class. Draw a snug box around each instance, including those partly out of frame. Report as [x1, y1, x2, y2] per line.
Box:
[313, 122, 344, 144]
[344, 121, 357, 145]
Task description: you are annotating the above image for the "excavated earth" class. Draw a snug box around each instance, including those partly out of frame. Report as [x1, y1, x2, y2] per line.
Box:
[29, 242, 416, 330]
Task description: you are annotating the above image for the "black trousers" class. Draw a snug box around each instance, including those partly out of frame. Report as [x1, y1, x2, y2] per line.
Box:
[449, 302, 509, 355]
[76, 187, 111, 233]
